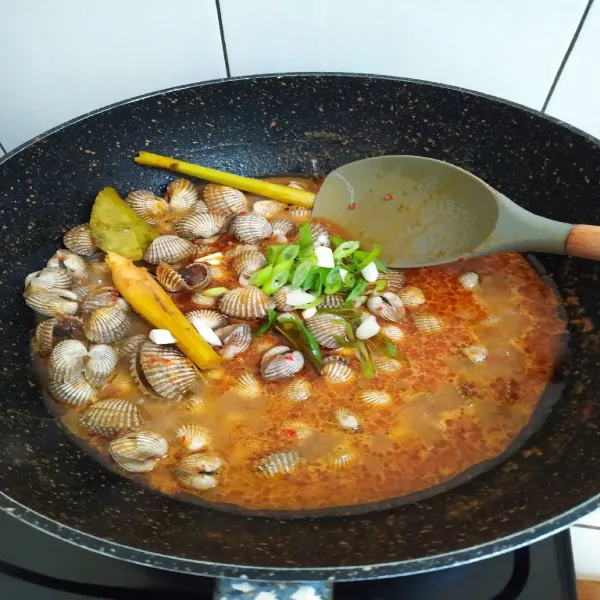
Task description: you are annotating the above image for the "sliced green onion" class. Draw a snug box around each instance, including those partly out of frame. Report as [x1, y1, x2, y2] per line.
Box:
[373, 279, 387, 292]
[374, 258, 388, 273]
[263, 270, 290, 295]
[291, 258, 316, 288]
[333, 241, 359, 260]
[355, 341, 375, 378]
[267, 245, 285, 264]
[355, 244, 381, 270]
[298, 222, 314, 247]
[276, 315, 324, 372]
[345, 278, 368, 305]
[297, 296, 323, 310]
[277, 244, 300, 263]
[253, 309, 278, 337]
[202, 287, 228, 297]
[343, 273, 357, 289]
[301, 268, 318, 291]
[330, 236, 345, 248]
[248, 265, 273, 286]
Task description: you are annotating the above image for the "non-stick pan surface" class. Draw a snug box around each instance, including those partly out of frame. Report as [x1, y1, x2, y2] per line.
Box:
[1, 74, 600, 581]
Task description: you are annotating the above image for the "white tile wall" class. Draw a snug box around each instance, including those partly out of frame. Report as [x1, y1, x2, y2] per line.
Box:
[546, 1, 600, 139]
[571, 526, 600, 581]
[219, 0, 588, 110]
[0, 0, 227, 151]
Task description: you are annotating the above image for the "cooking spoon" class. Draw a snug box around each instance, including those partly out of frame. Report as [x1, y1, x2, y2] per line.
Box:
[136, 152, 600, 268]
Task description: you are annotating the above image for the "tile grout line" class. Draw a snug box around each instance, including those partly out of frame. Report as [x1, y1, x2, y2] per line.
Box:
[215, 0, 231, 78]
[541, 0, 595, 112]
[0, 141, 6, 154]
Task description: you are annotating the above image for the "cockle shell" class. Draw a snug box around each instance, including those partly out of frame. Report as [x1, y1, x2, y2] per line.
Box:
[378, 269, 405, 292]
[413, 314, 443, 334]
[35, 316, 84, 356]
[335, 407, 360, 431]
[186, 309, 228, 330]
[176, 424, 211, 451]
[81, 287, 127, 313]
[271, 219, 297, 238]
[143, 235, 196, 264]
[305, 313, 348, 349]
[459, 272, 479, 290]
[48, 339, 88, 383]
[63, 224, 97, 256]
[25, 289, 79, 317]
[71, 285, 91, 301]
[175, 213, 229, 240]
[367, 292, 406, 323]
[47, 249, 88, 280]
[380, 324, 405, 343]
[118, 334, 147, 356]
[49, 374, 96, 407]
[463, 345, 488, 363]
[79, 398, 144, 437]
[289, 207, 312, 222]
[323, 356, 354, 384]
[129, 351, 162, 400]
[271, 286, 293, 312]
[288, 180, 307, 190]
[109, 431, 168, 473]
[256, 450, 301, 477]
[190, 292, 218, 308]
[126, 190, 169, 225]
[26, 267, 73, 292]
[204, 184, 248, 215]
[182, 395, 205, 414]
[252, 200, 284, 219]
[84, 307, 132, 344]
[219, 286, 275, 319]
[174, 453, 222, 490]
[260, 346, 304, 381]
[139, 341, 197, 402]
[233, 373, 262, 398]
[330, 445, 356, 469]
[100, 370, 137, 397]
[281, 420, 312, 440]
[310, 221, 330, 247]
[208, 264, 228, 281]
[231, 250, 267, 277]
[167, 178, 198, 216]
[84, 344, 118, 387]
[321, 294, 344, 308]
[217, 324, 252, 359]
[360, 390, 391, 406]
[232, 213, 273, 244]
[398, 286, 425, 307]
[283, 378, 311, 401]
[373, 355, 402, 373]
[156, 262, 211, 292]
[225, 244, 260, 260]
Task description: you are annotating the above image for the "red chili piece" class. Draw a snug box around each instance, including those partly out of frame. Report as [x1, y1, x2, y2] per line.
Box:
[349, 202, 358, 211]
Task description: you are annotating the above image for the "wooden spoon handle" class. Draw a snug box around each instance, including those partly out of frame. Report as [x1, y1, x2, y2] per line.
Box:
[566, 225, 600, 260]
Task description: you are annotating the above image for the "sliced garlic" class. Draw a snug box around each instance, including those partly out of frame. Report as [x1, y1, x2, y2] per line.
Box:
[302, 307, 318, 320]
[315, 246, 334, 268]
[361, 261, 378, 283]
[190, 317, 222, 346]
[286, 290, 316, 307]
[356, 315, 380, 340]
[149, 329, 178, 344]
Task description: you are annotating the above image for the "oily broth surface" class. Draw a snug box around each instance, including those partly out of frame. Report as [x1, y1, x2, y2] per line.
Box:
[42, 177, 565, 513]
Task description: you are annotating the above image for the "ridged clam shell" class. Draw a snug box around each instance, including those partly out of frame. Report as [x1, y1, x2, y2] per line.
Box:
[281, 420, 312, 440]
[47, 250, 88, 280]
[118, 334, 147, 356]
[232, 250, 267, 277]
[175, 213, 229, 240]
[126, 190, 169, 225]
[219, 286, 275, 319]
[36, 316, 84, 356]
[79, 398, 144, 437]
[49, 374, 96, 407]
[36, 319, 58, 356]
[360, 390, 391, 406]
[174, 453, 222, 490]
[463, 345, 488, 363]
[271, 286, 293, 312]
[335, 407, 360, 431]
[186, 309, 228, 330]
[398, 286, 425, 307]
[260, 346, 304, 381]
[81, 287, 127, 313]
[367, 292, 406, 323]
[217, 324, 252, 359]
[208, 264, 228, 281]
[323, 356, 354, 384]
[289, 207, 312, 222]
[176, 424, 211, 451]
[194, 199, 209, 214]
[72, 285, 91, 301]
[191, 292, 218, 308]
[321, 294, 344, 308]
[139, 341, 197, 402]
[25, 289, 79, 317]
[378, 269, 406, 292]
[413, 314, 443, 334]
[84, 344, 118, 387]
[84, 307, 132, 344]
[288, 180, 307, 190]
[232, 213, 273, 244]
[310, 221, 330, 247]
[26, 267, 73, 292]
[373, 355, 402, 373]
[109, 431, 168, 472]
[225, 244, 260, 259]
[182, 395, 205, 413]
[256, 450, 301, 476]
[233, 373, 262, 398]
[380, 324, 405, 343]
[204, 184, 248, 215]
[63, 224, 97, 256]
[49, 339, 88, 383]
[167, 178, 198, 216]
[305, 313, 348, 349]
[156, 262, 211, 292]
[330, 446, 356, 469]
[143, 235, 195, 264]
[252, 200, 284, 219]
[283, 378, 311, 401]
[129, 351, 162, 400]
[271, 219, 297, 237]
[459, 272, 479, 290]
[100, 370, 137, 396]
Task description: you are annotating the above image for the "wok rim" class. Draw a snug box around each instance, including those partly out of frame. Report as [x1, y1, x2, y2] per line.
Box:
[1, 71, 599, 580]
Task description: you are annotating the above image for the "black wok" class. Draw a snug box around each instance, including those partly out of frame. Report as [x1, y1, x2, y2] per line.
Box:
[1, 74, 600, 582]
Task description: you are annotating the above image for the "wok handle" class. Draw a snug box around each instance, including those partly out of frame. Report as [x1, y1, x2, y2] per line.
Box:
[214, 578, 333, 600]
[566, 225, 600, 260]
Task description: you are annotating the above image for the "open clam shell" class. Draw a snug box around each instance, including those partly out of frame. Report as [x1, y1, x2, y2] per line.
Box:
[283, 378, 311, 402]
[176, 424, 211, 451]
[271, 219, 297, 238]
[217, 324, 252, 359]
[47, 249, 88, 280]
[232, 213, 273, 244]
[35, 316, 84, 356]
[48, 339, 88, 384]
[84, 344, 118, 387]
[252, 200, 284, 219]
[139, 341, 197, 402]
[186, 309, 228, 330]
[233, 373, 262, 398]
[257, 450, 301, 477]
[25, 288, 79, 317]
[260, 346, 304, 381]
[26, 267, 73, 292]
[156, 262, 211, 293]
[367, 292, 406, 323]
[203, 184, 248, 215]
[118, 334, 147, 356]
[167, 178, 198, 216]
[305, 313, 348, 349]
[175, 213, 229, 240]
[109, 431, 168, 473]
[129, 351, 163, 400]
[49, 374, 96, 407]
[231, 250, 267, 277]
[126, 190, 169, 225]
[323, 356, 354, 384]
[378, 268, 405, 292]
[174, 453, 222, 490]
[398, 286, 426, 307]
[63, 224, 97, 256]
[219, 286, 275, 319]
[81, 287, 127, 313]
[143, 235, 196, 264]
[79, 398, 144, 437]
[84, 307, 132, 344]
